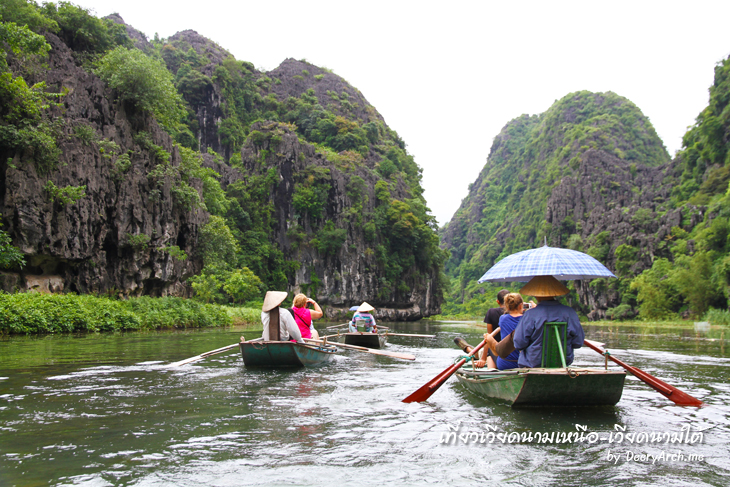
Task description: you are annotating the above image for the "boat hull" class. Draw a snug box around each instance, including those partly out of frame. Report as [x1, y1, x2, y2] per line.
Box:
[455, 367, 626, 407]
[343, 332, 387, 349]
[239, 341, 336, 367]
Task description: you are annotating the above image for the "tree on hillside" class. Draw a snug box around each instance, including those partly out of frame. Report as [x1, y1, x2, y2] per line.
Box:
[95, 47, 187, 132]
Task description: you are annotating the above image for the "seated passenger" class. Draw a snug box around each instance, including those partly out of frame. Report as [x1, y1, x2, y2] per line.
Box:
[292, 293, 323, 339]
[261, 291, 303, 343]
[474, 289, 508, 368]
[493, 293, 525, 370]
[484, 276, 584, 368]
[349, 302, 377, 333]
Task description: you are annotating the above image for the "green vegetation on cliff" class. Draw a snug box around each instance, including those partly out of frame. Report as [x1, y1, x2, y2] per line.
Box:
[0, 1, 445, 322]
[146, 31, 446, 308]
[443, 54, 730, 323]
[629, 54, 730, 320]
[441, 91, 669, 317]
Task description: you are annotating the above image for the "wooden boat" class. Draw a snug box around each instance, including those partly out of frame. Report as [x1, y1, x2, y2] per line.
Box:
[455, 366, 626, 407]
[342, 332, 387, 349]
[239, 340, 337, 367]
[453, 320, 626, 407]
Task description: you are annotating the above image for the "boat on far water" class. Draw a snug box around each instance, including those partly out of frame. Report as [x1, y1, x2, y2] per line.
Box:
[239, 340, 337, 367]
[342, 332, 387, 349]
[455, 366, 626, 407]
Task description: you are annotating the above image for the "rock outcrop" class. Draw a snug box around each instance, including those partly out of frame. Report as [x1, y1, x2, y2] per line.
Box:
[441, 91, 674, 318]
[0, 20, 444, 319]
[1, 32, 206, 296]
[223, 121, 441, 320]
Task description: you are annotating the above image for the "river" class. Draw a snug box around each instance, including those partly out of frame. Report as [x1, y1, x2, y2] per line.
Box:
[1, 321, 728, 486]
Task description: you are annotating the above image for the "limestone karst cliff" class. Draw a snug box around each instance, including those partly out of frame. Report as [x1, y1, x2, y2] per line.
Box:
[440, 91, 675, 318]
[0, 6, 445, 320]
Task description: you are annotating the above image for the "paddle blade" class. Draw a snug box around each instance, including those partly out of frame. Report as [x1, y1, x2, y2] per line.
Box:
[402, 361, 463, 403]
[583, 340, 704, 407]
[369, 349, 416, 360]
[402, 329, 497, 403]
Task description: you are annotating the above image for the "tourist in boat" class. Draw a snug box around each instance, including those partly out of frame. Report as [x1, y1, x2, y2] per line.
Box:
[349, 302, 378, 333]
[292, 294, 323, 340]
[484, 289, 508, 341]
[261, 291, 303, 343]
[483, 276, 584, 367]
[473, 289, 508, 368]
[490, 293, 525, 370]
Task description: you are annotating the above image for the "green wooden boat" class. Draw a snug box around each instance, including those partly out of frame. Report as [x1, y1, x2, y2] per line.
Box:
[343, 332, 387, 349]
[454, 321, 625, 407]
[239, 340, 337, 367]
[455, 366, 626, 406]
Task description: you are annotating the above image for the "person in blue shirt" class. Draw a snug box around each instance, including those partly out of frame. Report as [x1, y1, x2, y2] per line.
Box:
[483, 275, 585, 368]
[493, 293, 525, 370]
[349, 302, 378, 333]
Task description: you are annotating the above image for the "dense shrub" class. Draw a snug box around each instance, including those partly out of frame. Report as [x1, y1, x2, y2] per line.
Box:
[0, 293, 233, 334]
[95, 47, 187, 131]
[0, 293, 140, 333]
[124, 296, 230, 329]
[0, 223, 25, 269]
[41, 2, 131, 54]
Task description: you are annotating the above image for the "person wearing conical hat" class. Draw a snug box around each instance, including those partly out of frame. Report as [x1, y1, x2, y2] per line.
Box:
[349, 302, 377, 333]
[483, 276, 584, 368]
[261, 291, 303, 343]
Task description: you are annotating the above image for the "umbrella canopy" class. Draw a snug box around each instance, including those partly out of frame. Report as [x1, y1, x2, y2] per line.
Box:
[478, 245, 616, 283]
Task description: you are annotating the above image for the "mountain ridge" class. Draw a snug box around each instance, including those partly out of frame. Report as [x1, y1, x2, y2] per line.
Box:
[0, 3, 445, 319]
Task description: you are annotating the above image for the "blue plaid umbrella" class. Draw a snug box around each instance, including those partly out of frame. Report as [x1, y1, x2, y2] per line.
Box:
[478, 245, 616, 283]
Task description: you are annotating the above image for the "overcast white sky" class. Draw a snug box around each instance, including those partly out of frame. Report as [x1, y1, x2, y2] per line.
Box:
[69, 0, 730, 226]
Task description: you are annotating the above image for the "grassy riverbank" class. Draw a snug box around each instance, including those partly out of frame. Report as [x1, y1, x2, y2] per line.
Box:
[427, 313, 728, 327]
[0, 292, 261, 335]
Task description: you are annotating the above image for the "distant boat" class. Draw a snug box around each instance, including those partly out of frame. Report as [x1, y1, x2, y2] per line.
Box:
[239, 340, 337, 367]
[342, 332, 387, 349]
[455, 366, 626, 407]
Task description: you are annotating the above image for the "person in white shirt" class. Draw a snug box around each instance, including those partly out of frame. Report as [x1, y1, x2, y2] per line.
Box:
[260, 291, 303, 343]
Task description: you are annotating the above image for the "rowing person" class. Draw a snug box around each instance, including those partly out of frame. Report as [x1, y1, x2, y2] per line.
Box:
[483, 276, 584, 367]
[261, 291, 303, 343]
[349, 302, 377, 333]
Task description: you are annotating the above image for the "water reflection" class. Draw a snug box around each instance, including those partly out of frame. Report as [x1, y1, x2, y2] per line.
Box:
[0, 322, 728, 486]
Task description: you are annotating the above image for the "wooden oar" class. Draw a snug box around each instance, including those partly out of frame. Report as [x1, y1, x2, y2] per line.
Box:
[325, 323, 390, 331]
[304, 338, 415, 361]
[385, 333, 435, 338]
[168, 338, 263, 367]
[402, 327, 500, 403]
[583, 340, 704, 407]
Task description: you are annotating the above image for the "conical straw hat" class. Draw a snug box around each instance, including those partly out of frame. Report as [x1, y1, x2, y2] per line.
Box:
[519, 276, 569, 297]
[262, 291, 288, 312]
[357, 302, 375, 312]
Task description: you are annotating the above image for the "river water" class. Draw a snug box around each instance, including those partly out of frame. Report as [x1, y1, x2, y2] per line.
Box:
[1, 321, 728, 486]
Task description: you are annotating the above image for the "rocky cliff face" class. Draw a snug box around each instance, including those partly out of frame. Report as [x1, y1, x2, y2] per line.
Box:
[441, 91, 675, 318]
[225, 121, 441, 320]
[0, 18, 443, 319]
[1, 31, 205, 296]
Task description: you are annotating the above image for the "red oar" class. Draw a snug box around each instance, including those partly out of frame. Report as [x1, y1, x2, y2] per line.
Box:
[583, 340, 703, 407]
[402, 327, 499, 403]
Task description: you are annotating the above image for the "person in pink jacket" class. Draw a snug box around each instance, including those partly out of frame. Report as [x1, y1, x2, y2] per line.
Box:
[292, 293, 323, 339]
